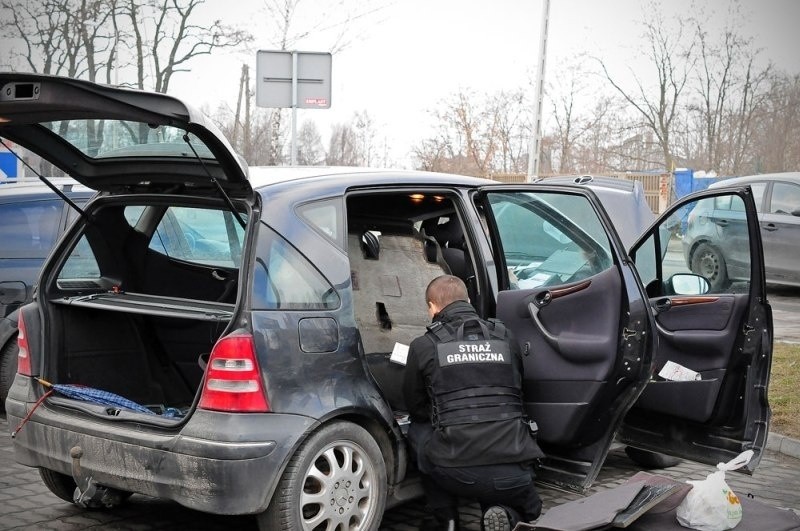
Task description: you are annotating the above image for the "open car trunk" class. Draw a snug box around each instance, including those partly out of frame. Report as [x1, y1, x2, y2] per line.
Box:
[40, 197, 248, 422]
[49, 303, 230, 417]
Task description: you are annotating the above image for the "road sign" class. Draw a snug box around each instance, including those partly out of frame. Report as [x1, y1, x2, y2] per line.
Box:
[0, 149, 19, 179]
[256, 50, 332, 109]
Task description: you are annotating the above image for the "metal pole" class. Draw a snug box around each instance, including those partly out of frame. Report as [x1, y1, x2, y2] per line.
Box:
[526, 0, 550, 182]
[291, 51, 298, 165]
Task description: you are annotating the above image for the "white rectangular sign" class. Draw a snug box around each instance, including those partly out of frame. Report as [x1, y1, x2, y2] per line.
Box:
[256, 50, 332, 109]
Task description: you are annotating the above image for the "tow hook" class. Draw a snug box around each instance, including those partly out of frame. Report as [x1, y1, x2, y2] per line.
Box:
[70, 446, 124, 509]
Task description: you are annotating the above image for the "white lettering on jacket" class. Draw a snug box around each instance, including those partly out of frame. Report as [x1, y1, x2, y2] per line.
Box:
[446, 352, 506, 364]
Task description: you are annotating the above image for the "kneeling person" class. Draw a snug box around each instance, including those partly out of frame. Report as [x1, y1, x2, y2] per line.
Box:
[403, 275, 543, 531]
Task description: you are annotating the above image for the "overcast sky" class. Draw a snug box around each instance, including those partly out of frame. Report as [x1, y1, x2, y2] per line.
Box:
[168, 0, 800, 167]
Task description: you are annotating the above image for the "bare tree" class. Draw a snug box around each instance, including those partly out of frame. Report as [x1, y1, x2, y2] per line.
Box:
[296, 120, 324, 165]
[116, 0, 250, 93]
[751, 73, 800, 173]
[0, 0, 117, 80]
[413, 135, 456, 173]
[352, 110, 376, 166]
[493, 89, 531, 174]
[414, 89, 536, 176]
[598, 3, 694, 171]
[546, 58, 619, 173]
[685, 4, 773, 174]
[326, 122, 359, 166]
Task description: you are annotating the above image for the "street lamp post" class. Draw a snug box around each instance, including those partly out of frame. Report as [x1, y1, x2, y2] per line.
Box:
[527, 0, 551, 182]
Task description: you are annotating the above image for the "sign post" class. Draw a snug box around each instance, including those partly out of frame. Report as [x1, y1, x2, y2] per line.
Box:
[256, 50, 332, 165]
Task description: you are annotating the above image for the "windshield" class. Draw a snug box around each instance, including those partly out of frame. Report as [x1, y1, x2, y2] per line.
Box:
[42, 121, 213, 159]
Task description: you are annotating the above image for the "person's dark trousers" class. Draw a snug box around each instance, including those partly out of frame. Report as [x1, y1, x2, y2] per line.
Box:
[407, 423, 460, 514]
[429, 462, 542, 524]
[407, 422, 542, 525]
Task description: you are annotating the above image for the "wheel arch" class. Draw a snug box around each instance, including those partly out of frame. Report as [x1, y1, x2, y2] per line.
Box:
[255, 409, 404, 514]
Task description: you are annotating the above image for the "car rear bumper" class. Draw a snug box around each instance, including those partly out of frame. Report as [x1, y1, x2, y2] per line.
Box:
[6, 389, 315, 515]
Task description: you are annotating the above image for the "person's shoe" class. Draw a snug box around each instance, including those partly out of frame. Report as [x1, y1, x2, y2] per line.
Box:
[482, 505, 512, 531]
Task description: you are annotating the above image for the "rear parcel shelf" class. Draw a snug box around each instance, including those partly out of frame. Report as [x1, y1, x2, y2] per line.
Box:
[51, 292, 234, 322]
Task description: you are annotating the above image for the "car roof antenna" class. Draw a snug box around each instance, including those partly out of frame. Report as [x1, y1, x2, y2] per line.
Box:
[0, 138, 89, 222]
[182, 134, 246, 229]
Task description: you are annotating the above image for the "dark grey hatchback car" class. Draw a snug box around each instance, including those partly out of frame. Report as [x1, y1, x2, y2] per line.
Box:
[2, 73, 774, 530]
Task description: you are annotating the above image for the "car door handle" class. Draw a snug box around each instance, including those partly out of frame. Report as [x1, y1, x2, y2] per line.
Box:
[762, 223, 778, 232]
[528, 300, 559, 348]
[654, 298, 672, 312]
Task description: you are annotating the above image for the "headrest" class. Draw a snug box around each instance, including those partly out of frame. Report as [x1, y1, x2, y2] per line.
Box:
[422, 217, 464, 249]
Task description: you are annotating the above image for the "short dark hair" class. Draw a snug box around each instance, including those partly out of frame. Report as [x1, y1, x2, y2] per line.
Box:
[426, 275, 468, 308]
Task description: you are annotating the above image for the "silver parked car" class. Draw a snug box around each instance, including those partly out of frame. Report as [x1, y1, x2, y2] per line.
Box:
[683, 172, 800, 289]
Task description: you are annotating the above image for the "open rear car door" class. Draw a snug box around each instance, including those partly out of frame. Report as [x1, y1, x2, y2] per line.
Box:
[476, 185, 656, 492]
[476, 184, 771, 492]
[620, 186, 772, 472]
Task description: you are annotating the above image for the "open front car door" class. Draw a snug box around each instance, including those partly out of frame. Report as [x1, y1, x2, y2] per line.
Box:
[620, 186, 772, 473]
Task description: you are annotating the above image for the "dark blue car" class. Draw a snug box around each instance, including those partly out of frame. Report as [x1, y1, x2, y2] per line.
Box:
[0, 179, 93, 411]
[2, 73, 774, 530]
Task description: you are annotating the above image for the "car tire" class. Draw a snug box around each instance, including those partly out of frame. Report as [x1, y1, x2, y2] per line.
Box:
[39, 468, 78, 503]
[39, 468, 133, 508]
[624, 446, 682, 469]
[257, 421, 387, 531]
[691, 242, 728, 291]
[0, 337, 19, 413]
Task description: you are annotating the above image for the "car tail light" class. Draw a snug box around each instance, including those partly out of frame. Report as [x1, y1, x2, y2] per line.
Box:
[198, 332, 270, 413]
[16, 311, 33, 376]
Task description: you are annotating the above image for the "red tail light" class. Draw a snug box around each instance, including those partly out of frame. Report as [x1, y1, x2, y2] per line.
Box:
[198, 332, 269, 413]
[16, 311, 33, 376]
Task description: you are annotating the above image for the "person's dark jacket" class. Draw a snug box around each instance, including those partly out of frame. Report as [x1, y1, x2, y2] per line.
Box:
[403, 300, 544, 467]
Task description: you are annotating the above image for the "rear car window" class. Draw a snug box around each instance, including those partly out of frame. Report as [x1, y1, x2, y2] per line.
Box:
[297, 198, 344, 249]
[252, 224, 339, 310]
[770, 182, 800, 215]
[0, 199, 61, 258]
[42, 121, 213, 160]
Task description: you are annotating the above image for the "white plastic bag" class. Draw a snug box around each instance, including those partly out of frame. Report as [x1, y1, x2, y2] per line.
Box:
[676, 449, 753, 531]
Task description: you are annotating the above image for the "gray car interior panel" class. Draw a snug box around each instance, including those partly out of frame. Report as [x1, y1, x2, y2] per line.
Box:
[633, 369, 725, 423]
[56, 306, 197, 406]
[497, 267, 623, 445]
[656, 295, 736, 331]
[349, 231, 450, 412]
[652, 295, 748, 372]
[349, 232, 450, 354]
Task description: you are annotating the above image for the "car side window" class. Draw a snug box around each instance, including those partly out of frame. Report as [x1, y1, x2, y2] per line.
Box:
[0, 200, 62, 258]
[251, 224, 340, 310]
[58, 235, 101, 279]
[769, 182, 800, 215]
[749, 183, 767, 213]
[635, 193, 751, 295]
[297, 198, 344, 249]
[146, 206, 245, 268]
[485, 192, 613, 289]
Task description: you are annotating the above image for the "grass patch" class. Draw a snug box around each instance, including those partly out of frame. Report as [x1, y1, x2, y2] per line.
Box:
[769, 342, 800, 439]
